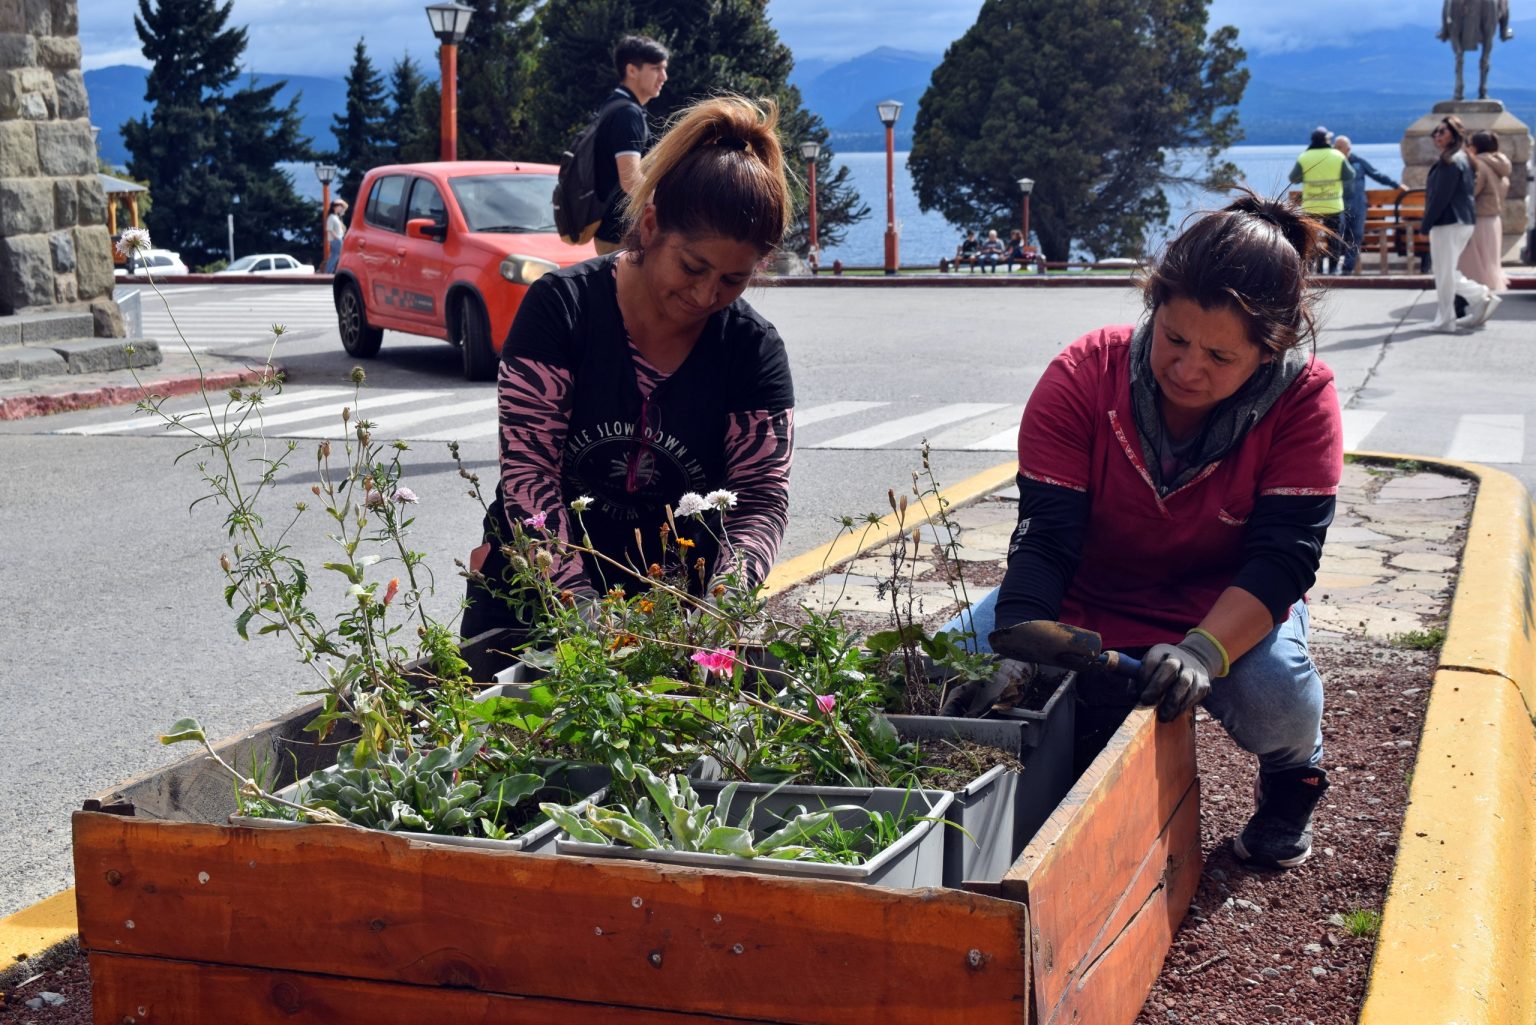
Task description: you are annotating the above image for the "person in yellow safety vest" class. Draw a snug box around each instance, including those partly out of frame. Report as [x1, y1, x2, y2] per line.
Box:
[1288, 126, 1355, 274]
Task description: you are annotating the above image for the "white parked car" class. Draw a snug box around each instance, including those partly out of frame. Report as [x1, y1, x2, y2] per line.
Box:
[114, 248, 189, 277]
[216, 253, 317, 276]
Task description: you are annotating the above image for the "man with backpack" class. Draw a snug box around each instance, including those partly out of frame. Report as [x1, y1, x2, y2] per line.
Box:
[587, 35, 669, 254]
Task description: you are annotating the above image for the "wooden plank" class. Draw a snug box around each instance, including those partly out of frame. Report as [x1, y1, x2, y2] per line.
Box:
[1000, 708, 1197, 1024]
[82, 629, 520, 821]
[89, 952, 785, 1024]
[73, 812, 1031, 1025]
[1039, 775, 1201, 1025]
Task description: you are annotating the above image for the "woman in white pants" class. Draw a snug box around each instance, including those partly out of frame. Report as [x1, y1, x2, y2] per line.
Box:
[1422, 115, 1494, 333]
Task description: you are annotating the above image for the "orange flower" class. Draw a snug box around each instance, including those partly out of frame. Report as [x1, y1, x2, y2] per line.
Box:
[637, 599, 654, 613]
[383, 578, 400, 605]
[677, 537, 695, 550]
[648, 563, 664, 579]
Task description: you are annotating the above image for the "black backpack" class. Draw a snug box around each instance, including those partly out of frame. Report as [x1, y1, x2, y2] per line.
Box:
[552, 95, 630, 246]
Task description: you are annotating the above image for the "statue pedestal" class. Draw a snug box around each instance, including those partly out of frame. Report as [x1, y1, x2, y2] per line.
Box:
[1401, 100, 1533, 265]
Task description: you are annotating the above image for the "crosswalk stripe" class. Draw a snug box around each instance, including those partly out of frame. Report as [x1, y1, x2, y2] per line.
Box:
[247, 390, 451, 432]
[57, 386, 358, 435]
[418, 419, 501, 443]
[1340, 409, 1386, 452]
[284, 397, 496, 439]
[794, 401, 888, 427]
[964, 426, 1019, 451]
[807, 402, 1008, 449]
[1445, 414, 1524, 464]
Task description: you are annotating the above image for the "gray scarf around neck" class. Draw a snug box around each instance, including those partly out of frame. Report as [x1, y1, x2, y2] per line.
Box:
[1128, 320, 1309, 496]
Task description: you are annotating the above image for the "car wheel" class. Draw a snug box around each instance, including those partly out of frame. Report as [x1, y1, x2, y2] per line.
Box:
[456, 292, 497, 382]
[337, 281, 383, 358]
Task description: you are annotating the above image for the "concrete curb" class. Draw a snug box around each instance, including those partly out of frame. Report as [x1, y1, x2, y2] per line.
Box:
[0, 891, 78, 987]
[1358, 456, 1536, 1025]
[0, 365, 277, 421]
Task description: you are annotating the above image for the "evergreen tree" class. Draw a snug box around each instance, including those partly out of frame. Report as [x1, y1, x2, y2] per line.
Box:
[332, 40, 391, 203]
[526, 0, 866, 252]
[454, 0, 543, 161]
[223, 79, 320, 262]
[908, 0, 1247, 262]
[122, 0, 317, 268]
[385, 55, 437, 164]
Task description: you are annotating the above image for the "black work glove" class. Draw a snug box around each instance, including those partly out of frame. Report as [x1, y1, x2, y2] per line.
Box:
[1134, 630, 1226, 722]
[940, 659, 1034, 718]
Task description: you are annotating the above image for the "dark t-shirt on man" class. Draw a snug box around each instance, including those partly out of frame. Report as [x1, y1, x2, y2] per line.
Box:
[593, 87, 650, 243]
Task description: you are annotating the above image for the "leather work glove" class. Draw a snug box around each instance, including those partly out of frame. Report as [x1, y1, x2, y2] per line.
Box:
[1134, 629, 1227, 723]
[940, 658, 1035, 718]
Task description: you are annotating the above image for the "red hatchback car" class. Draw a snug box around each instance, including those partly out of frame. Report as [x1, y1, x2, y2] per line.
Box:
[333, 161, 596, 380]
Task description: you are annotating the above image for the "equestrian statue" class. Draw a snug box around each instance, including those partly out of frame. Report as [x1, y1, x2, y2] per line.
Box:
[1439, 0, 1515, 100]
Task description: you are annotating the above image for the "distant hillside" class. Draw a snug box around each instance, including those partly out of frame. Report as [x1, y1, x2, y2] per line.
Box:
[789, 19, 1536, 151]
[85, 65, 347, 167]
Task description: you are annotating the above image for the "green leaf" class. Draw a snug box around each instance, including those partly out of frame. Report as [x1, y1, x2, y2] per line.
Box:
[322, 561, 363, 584]
[159, 717, 207, 745]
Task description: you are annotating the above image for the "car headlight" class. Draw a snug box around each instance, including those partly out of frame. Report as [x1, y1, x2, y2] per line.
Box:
[500, 254, 558, 285]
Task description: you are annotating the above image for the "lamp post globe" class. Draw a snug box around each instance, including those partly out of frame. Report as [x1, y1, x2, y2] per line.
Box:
[876, 100, 902, 274]
[799, 140, 822, 266]
[425, 2, 474, 161]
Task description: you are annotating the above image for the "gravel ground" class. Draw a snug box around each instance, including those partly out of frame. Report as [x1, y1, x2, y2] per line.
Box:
[1134, 638, 1436, 1025]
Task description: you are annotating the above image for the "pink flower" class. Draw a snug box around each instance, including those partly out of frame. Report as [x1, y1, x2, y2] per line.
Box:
[815, 694, 837, 715]
[364, 489, 386, 509]
[391, 487, 418, 504]
[522, 511, 548, 530]
[690, 649, 737, 675]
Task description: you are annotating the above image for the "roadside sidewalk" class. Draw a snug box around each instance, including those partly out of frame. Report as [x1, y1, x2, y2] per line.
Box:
[0, 346, 273, 422]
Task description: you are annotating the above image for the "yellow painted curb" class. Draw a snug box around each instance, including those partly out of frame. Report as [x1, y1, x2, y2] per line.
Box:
[1356, 456, 1536, 1025]
[0, 888, 77, 970]
[763, 460, 1017, 594]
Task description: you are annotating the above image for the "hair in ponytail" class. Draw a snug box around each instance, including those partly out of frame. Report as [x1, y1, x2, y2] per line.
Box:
[621, 95, 790, 255]
[1140, 188, 1324, 355]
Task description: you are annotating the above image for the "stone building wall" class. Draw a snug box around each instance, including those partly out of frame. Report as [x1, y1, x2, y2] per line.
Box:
[0, 0, 122, 337]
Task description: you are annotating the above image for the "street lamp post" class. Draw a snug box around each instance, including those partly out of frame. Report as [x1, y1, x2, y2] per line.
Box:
[799, 140, 821, 269]
[315, 163, 338, 269]
[1017, 177, 1035, 270]
[876, 100, 902, 275]
[425, 2, 474, 162]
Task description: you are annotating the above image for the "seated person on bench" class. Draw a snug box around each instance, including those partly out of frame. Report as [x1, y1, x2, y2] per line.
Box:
[954, 229, 980, 271]
[949, 192, 1342, 872]
[978, 229, 1005, 272]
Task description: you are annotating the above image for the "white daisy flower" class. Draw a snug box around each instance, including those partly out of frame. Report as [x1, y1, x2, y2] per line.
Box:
[675, 492, 710, 517]
[705, 489, 738, 511]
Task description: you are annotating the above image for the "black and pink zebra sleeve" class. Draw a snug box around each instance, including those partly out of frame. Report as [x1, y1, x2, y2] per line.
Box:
[713, 408, 795, 588]
[496, 354, 591, 594]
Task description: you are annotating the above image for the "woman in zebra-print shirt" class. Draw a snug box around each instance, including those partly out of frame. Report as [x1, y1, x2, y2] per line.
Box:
[463, 96, 796, 638]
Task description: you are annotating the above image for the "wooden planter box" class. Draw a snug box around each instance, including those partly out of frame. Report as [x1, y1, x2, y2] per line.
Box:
[72, 633, 1200, 1025]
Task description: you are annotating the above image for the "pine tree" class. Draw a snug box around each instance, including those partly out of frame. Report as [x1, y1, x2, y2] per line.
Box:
[908, 0, 1247, 262]
[453, 0, 543, 161]
[223, 79, 320, 261]
[122, 0, 318, 268]
[333, 40, 391, 203]
[526, 0, 867, 252]
[384, 56, 437, 164]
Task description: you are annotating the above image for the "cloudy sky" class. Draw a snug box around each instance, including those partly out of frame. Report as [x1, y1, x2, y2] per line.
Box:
[78, 0, 1454, 76]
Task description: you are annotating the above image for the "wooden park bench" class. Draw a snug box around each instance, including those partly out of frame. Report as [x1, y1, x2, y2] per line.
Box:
[1289, 187, 1425, 274]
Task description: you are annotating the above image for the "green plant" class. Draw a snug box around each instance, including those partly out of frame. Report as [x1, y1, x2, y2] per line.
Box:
[1392, 626, 1446, 651]
[1340, 908, 1382, 938]
[540, 766, 870, 864]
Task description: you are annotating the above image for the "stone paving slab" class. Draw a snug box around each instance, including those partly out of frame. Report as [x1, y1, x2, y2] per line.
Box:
[772, 461, 1471, 647]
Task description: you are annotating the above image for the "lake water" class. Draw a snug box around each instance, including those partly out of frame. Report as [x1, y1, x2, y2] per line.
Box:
[815, 143, 1404, 267]
[281, 142, 1404, 267]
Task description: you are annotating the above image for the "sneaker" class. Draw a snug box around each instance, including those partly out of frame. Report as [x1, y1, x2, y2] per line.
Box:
[1233, 766, 1330, 868]
[1467, 292, 1502, 328]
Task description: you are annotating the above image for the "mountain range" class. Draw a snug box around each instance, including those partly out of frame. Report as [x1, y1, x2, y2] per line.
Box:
[86, 18, 1535, 165]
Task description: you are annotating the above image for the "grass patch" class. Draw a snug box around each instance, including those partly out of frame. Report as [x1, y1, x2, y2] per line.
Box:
[1341, 908, 1382, 938]
[1391, 626, 1446, 651]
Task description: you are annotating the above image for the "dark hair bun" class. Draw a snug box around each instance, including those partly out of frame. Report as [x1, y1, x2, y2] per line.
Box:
[1222, 192, 1321, 265]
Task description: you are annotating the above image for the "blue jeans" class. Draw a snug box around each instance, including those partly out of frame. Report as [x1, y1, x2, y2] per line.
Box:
[944, 590, 1324, 773]
[324, 248, 341, 274]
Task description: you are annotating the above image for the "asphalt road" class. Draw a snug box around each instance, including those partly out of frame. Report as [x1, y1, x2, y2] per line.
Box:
[1, 280, 1532, 916]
